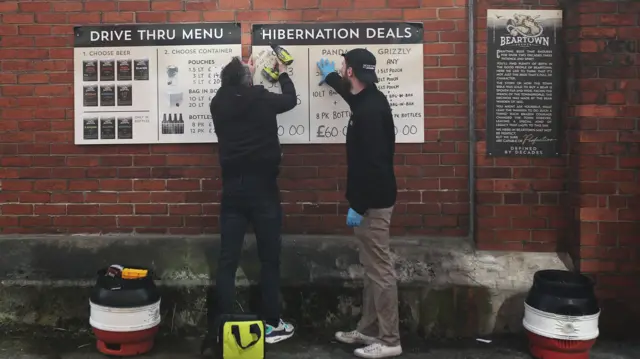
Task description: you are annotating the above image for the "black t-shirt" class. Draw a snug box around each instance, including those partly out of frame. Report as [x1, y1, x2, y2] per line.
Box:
[325, 73, 397, 215]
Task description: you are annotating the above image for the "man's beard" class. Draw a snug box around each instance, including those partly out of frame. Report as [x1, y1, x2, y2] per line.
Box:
[340, 76, 352, 93]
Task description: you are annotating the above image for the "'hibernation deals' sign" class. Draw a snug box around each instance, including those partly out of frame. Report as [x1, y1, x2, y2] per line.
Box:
[252, 22, 425, 144]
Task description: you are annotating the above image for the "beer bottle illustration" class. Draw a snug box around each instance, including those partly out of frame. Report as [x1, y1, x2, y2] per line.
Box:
[169, 114, 176, 134]
[162, 114, 168, 134]
[178, 114, 185, 134]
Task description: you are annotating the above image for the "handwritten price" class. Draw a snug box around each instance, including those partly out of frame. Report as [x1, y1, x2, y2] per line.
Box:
[278, 124, 305, 137]
[316, 125, 347, 138]
[394, 125, 419, 136]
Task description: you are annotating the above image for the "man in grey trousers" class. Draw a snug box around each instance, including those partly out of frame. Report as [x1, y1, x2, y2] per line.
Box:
[317, 48, 401, 359]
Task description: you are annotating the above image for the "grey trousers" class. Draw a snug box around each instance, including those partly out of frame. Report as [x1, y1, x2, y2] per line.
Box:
[354, 206, 400, 347]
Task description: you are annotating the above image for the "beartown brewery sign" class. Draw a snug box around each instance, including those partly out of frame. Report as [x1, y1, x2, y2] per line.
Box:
[500, 13, 551, 47]
[486, 9, 563, 158]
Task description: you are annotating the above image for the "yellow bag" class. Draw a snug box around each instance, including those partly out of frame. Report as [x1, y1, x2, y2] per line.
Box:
[220, 316, 265, 359]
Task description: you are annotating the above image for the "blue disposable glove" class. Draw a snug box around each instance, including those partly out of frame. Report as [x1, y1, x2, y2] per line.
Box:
[346, 208, 363, 228]
[317, 58, 336, 85]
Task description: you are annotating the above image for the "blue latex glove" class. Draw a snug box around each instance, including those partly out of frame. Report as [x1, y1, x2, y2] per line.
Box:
[317, 58, 336, 85]
[346, 208, 363, 228]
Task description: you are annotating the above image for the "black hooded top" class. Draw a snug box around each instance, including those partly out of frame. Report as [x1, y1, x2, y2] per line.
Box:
[210, 73, 297, 177]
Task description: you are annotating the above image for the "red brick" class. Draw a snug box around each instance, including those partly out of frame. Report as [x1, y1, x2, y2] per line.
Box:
[600, 14, 636, 26]
[353, 0, 385, 7]
[580, 27, 617, 38]
[185, 1, 218, 11]
[169, 12, 202, 22]
[169, 204, 202, 215]
[35, 13, 67, 24]
[68, 13, 101, 23]
[135, 204, 168, 215]
[0, 2, 18, 12]
[319, 0, 352, 7]
[34, 180, 67, 191]
[84, 2, 117, 11]
[578, 2, 617, 13]
[286, 0, 317, 8]
[19, 2, 51, 12]
[0, 36, 35, 47]
[581, 260, 617, 273]
[102, 12, 134, 23]
[338, 9, 401, 19]
[270, 10, 303, 20]
[137, 12, 168, 23]
[1, 204, 33, 215]
[101, 179, 133, 191]
[388, 0, 419, 7]
[0, 25, 18, 36]
[67, 204, 99, 215]
[3, 14, 34, 24]
[237, 11, 270, 21]
[203, 11, 235, 21]
[18, 74, 49, 84]
[302, 9, 338, 20]
[34, 205, 66, 215]
[133, 180, 166, 191]
[218, 0, 251, 9]
[53, 2, 84, 12]
[404, 9, 437, 20]
[438, 8, 465, 19]
[86, 192, 118, 203]
[151, 1, 184, 10]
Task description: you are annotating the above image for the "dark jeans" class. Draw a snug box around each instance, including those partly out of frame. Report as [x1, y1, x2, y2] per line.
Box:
[215, 174, 282, 327]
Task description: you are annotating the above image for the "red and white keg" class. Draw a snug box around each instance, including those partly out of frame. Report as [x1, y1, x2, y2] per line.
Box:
[523, 270, 600, 359]
[89, 265, 161, 356]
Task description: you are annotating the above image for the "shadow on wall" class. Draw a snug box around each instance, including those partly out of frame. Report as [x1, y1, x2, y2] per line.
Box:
[493, 293, 527, 334]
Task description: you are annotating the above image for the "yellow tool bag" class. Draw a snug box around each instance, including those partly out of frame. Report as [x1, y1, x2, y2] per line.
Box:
[216, 314, 265, 359]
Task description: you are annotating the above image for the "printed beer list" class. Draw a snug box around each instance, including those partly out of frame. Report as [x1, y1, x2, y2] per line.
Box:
[73, 23, 241, 145]
[252, 22, 425, 144]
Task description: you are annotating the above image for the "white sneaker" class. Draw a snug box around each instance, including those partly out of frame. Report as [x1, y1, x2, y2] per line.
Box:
[354, 343, 403, 358]
[334, 330, 376, 345]
[265, 319, 295, 344]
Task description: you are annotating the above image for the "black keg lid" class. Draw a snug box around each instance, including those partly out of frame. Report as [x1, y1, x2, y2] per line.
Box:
[535, 270, 594, 288]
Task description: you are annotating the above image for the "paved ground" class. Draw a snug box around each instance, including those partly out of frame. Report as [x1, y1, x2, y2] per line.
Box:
[0, 331, 638, 359]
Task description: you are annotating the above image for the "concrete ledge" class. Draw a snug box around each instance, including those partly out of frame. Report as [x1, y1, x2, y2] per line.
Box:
[0, 235, 569, 338]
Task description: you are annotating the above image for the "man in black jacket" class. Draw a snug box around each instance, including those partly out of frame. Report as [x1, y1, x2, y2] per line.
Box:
[209, 56, 296, 344]
[317, 49, 400, 358]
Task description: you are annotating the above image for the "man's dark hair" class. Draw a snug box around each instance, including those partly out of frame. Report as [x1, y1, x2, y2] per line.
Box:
[220, 56, 251, 87]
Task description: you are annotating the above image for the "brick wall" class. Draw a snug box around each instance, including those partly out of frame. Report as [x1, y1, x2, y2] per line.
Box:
[0, 0, 638, 336]
[0, 0, 470, 236]
[564, 0, 640, 335]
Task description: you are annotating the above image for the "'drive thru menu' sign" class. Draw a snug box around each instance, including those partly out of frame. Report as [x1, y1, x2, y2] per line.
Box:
[486, 9, 563, 157]
[73, 23, 241, 145]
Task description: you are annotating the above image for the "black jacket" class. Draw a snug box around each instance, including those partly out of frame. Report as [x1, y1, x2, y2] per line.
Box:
[210, 73, 296, 177]
[325, 72, 397, 215]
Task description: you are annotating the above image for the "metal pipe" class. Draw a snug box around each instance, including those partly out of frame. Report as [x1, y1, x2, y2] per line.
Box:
[467, 0, 477, 243]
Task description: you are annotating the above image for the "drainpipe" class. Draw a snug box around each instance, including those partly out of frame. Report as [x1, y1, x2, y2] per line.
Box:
[467, 0, 477, 243]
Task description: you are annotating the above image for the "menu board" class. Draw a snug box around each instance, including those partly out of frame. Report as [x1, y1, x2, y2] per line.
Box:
[73, 23, 241, 145]
[251, 23, 425, 144]
[486, 10, 563, 157]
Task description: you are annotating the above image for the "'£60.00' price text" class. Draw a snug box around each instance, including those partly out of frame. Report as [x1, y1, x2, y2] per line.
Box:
[316, 125, 347, 138]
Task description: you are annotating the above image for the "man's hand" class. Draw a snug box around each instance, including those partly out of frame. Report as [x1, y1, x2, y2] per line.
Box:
[248, 55, 255, 73]
[346, 208, 363, 227]
[276, 59, 286, 75]
[317, 58, 336, 85]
